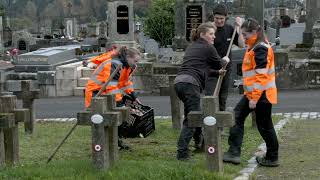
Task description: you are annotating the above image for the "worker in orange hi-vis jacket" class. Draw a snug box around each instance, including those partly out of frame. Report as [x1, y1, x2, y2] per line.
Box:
[84, 46, 141, 150]
[223, 18, 279, 167]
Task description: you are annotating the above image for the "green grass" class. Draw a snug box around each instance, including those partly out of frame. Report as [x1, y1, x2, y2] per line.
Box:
[0, 116, 282, 180]
[254, 119, 320, 179]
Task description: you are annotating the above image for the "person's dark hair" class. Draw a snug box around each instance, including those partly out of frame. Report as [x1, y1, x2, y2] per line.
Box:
[241, 18, 267, 46]
[117, 46, 141, 66]
[118, 46, 140, 58]
[191, 22, 216, 42]
[213, 4, 228, 16]
[207, 14, 214, 22]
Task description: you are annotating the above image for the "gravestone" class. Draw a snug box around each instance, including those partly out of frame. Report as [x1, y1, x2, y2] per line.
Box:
[246, 0, 264, 30]
[153, 64, 182, 129]
[144, 39, 159, 56]
[279, 23, 305, 46]
[107, 0, 136, 48]
[188, 96, 234, 172]
[3, 26, 12, 47]
[99, 22, 107, 38]
[233, 0, 247, 15]
[303, 0, 320, 45]
[87, 23, 98, 37]
[64, 18, 78, 38]
[137, 32, 149, 50]
[14, 44, 81, 72]
[0, 16, 3, 52]
[309, 20, 320, 58]
[0, 94, 30, 167]
[172, 0, 205, 50]
[12, 30, 36, 53]
[77, 94, 129, 169]
[159, 48, 175, 63]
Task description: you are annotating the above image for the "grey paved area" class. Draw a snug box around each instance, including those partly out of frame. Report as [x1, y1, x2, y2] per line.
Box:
[18, 89, 320, 119]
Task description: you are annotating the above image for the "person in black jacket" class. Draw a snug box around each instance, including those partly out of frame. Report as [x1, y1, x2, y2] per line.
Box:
[204, 4, 245, 111]
[174, 22, 230, 161]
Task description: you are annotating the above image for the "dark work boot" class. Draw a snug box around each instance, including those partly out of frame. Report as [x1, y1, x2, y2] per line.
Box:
[256, 156, 279, 167]
[223, 152, 241, 164]
[193, 140, 204, 153]
[176, 150, 191, 161]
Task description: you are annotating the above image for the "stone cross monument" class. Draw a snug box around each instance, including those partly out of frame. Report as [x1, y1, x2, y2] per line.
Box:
[107, 0, 136, 48]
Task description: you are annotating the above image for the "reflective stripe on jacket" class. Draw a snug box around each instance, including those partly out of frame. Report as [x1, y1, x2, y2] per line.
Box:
[85, 58, 135, 108]
[89, 48, 118, 65]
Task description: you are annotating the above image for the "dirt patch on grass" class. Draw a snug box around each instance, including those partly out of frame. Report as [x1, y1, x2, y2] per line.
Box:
[255, 120, 320, 180]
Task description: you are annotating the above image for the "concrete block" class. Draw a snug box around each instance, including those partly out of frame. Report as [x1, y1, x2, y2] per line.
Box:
[74, 87, 85, 96]
[56, 66, 77, 80]
[39, 85, 56, 97]
[0, 82, 5, 92]
[56, 90, 74, 97]
[0, 71, 7, 83]
[78, 77, 89, 87]
[133, 62, 153, 75]
[56, 79, 77, 91]
[308, 59, 320, 70]
[82, 68, 95, 78]
[5, 80, 39, 92]
[37, 71, 56, 85]
[131, 75, 161, 91]
[153, 64, 179, 75]
[307, 70, 320, 88]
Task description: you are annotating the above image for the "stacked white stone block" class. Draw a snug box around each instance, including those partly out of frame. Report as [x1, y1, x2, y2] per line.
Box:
[56, 62, 82, 96]
[74, 66, 94, 97]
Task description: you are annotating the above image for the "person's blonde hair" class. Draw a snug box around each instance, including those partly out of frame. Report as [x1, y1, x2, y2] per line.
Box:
[191, 22, 217, 42]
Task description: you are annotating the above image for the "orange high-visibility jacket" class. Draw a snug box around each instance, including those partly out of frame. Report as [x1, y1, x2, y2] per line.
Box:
[85, 58, 135, 108]
[242, 41, 277, 104]
[89, 48, 118, 65]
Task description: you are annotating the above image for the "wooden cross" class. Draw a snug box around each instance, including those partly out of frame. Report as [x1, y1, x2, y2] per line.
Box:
[153, 64, 182, 130]
[0, 94, 30, 167]
[188, 96, 234, 173]
[77, 94, 129, 170]
[13, 80, 39, 134]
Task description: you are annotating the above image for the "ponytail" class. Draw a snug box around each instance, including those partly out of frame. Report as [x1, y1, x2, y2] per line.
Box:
[191, 22, 217, 42]
[191, 28, 199, 42]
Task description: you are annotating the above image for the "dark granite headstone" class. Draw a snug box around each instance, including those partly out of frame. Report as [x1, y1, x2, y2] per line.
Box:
[186, 5, 203, 41]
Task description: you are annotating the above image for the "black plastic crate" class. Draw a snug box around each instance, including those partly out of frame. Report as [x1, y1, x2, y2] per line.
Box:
[119, 96, 155, 138]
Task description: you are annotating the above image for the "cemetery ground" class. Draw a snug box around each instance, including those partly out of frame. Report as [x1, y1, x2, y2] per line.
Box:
[0, 116, 282, 180]
[255, 119, 320, 180]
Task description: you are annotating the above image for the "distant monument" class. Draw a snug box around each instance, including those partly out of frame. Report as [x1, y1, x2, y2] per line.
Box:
[309, 20, 320, 58]
[107, 0, 136, 47]
[303, 0, 320, 45]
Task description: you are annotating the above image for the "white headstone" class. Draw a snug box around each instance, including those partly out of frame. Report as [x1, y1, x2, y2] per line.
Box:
[144, 39, 159, 56]
[66, 20, 73, 38]
[0, 16, 3, 51]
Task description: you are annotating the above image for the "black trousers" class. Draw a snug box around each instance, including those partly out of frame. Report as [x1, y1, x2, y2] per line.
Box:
[228, 95, 279, 160]
[174, 82, 201, 157]
[204, 69, 231, 111]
